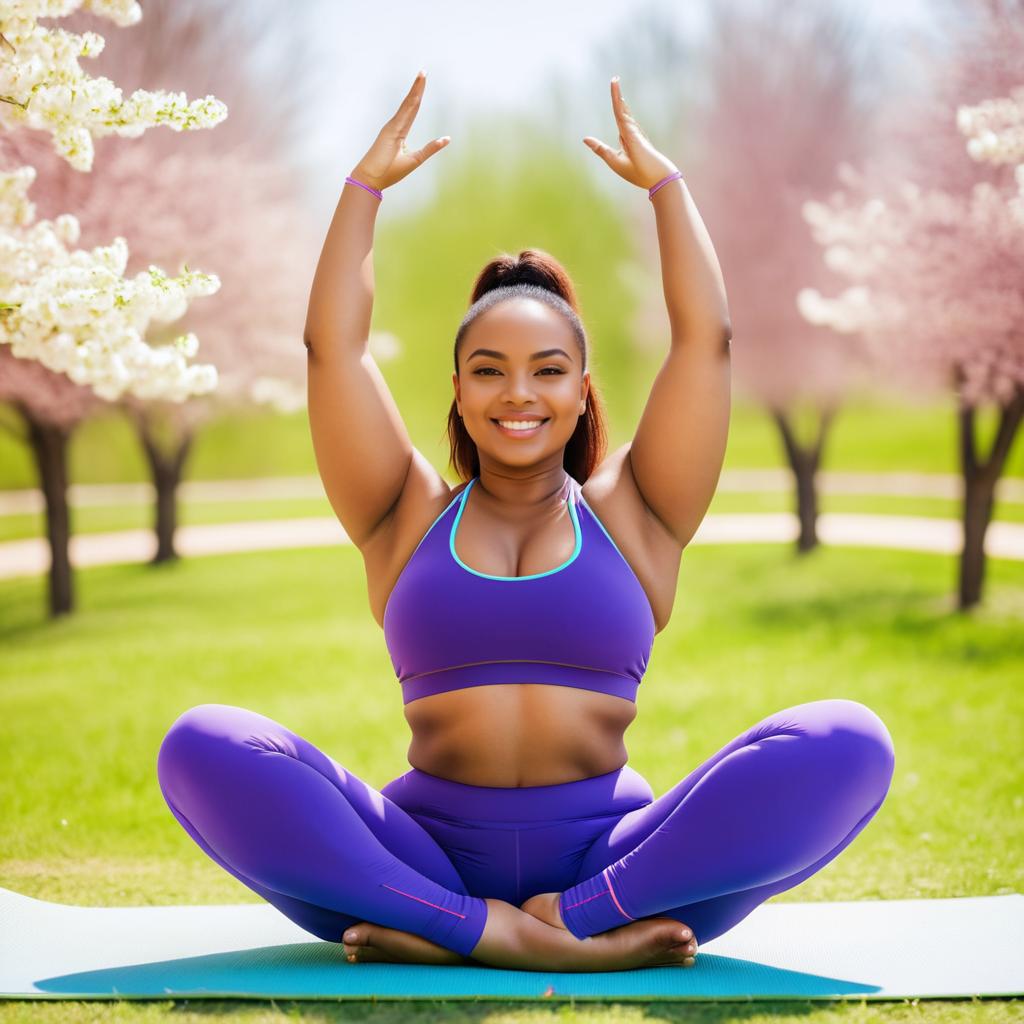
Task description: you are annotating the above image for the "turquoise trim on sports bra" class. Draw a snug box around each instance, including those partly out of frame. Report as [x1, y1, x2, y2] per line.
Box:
[579, 495, 627, 562]
[450, 475, 582, 581]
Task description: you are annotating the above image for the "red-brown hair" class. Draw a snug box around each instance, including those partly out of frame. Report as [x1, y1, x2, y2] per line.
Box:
[444, 248, 608, 483]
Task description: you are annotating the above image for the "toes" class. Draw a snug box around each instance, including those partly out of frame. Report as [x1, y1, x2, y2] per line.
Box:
[346, 945, 389, 964]
[662, 947, 697, 968]
[342, 923, 374, 962]
[660, 924, 698, 966]
[657, 920, 695, 949]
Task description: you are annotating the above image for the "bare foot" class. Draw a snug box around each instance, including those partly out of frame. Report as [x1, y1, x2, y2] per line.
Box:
[470, 897, 699, 972]
[520, 891, 698, 968]
[341, 922, 475, 966]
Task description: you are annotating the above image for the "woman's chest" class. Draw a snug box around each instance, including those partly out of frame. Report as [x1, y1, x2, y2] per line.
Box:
[366, 487, 676, 633]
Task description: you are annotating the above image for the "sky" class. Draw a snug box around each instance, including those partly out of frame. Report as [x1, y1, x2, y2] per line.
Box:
[288, 0, 941, 221]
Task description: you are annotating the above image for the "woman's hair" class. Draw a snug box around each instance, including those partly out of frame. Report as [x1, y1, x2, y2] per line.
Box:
[445, 248, 608, 483]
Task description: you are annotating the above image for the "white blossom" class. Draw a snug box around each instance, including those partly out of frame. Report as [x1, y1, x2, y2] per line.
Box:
[0, 0, 227, 171]
[0, 0, 228, 401]
[958, 86, 1024, 167]
[0, 166, 221, 401]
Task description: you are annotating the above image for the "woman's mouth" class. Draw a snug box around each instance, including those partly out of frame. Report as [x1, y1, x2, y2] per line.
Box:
[491, 417, 549, 438]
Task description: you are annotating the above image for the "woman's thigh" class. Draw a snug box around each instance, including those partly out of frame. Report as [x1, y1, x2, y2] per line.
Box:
[571, 698, 896, 943]
[156, 703, 479, 945]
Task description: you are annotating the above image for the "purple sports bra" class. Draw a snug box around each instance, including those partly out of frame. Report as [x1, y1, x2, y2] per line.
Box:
[383, 474, 656, 705]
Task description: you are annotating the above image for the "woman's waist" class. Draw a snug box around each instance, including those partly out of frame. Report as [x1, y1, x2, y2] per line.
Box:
[381, 758, 654, 825]
[402, 678, 638, 728]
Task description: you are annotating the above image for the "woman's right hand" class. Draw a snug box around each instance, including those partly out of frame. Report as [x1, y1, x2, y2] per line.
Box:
[350, 71, 450, 192]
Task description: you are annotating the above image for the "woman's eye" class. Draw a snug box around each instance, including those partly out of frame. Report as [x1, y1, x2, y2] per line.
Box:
[473, 367, 564, 376]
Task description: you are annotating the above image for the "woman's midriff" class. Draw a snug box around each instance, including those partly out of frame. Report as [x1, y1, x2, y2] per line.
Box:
[403, 682, 638, 788]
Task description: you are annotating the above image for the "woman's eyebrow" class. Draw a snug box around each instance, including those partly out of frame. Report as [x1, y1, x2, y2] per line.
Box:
[467, 347, 571, 361]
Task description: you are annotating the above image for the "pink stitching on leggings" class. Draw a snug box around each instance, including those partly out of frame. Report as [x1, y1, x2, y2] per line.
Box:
[603, 867, 634, 920]
[561, 872, 630, 921]
[380, 882, 467, 918]
[561, 890, 608, 911]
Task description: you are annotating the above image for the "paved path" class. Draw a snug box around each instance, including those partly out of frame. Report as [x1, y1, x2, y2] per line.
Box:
[1, 512, 1022, 580]
[0, 469, 1022, 515]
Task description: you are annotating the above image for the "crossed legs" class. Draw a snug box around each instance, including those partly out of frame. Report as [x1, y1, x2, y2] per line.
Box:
[156, 698, 895, 960]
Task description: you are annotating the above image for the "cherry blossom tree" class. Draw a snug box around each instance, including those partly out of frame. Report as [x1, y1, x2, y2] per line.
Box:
[35, 136, 317, 562]
[0, 0, 228, 399]
[0, 0, 315, 612]
[798, 0, 1024, 610]
[622, 0, 886, 552]
[56, 0, 319, 562]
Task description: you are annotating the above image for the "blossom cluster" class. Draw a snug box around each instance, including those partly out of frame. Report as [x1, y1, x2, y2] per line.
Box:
[0, 0, 227, 172]
[0, 165, 221, 401]
[958, 87, 1024, 168]
[958, 87, 1024, 203]
[0, 0, 227, 401]
[796, 90, 1024, 409]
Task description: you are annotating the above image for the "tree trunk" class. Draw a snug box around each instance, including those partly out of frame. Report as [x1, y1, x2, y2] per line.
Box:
[956, 384, 1024, 611]
[20, 405, 74, 617]
[769, 402, 838, 554]
[134, 413, 194, 565]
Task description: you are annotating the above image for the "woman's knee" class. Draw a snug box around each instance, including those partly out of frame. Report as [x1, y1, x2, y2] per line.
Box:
[799, 698, 896, 800]
[156, 703, 256, 792]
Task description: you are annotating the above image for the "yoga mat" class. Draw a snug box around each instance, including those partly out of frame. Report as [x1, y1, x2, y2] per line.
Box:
[1, 886, 1020, 1002]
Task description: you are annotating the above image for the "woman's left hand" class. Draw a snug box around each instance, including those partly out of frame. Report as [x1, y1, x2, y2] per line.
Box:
[583, 77, 679, 191]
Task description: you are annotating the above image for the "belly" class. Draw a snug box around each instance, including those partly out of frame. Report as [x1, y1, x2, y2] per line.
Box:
[403, 683, 637, 787]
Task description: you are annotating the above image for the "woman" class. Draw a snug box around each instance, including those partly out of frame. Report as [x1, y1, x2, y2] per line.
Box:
[156, 72, 895, 973]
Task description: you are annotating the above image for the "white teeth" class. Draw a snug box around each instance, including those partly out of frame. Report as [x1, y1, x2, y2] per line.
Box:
[497, 419, 544, 431]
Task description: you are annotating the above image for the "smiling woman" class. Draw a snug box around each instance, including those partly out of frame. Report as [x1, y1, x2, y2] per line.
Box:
[157, 70, 896, 975]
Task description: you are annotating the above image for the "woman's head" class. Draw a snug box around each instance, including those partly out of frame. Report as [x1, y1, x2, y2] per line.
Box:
[445, 248, 608, 482]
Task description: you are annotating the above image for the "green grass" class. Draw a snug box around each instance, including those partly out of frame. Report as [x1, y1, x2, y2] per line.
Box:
[0, 540, 1021, 1020]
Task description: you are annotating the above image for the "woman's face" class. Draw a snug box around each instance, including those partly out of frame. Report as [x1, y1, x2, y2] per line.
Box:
[453, 298, 590, 468]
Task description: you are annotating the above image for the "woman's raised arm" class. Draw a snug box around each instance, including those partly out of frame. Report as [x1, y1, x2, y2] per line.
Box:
[583, 77, 731, 550]
[304, 72, 450, 549]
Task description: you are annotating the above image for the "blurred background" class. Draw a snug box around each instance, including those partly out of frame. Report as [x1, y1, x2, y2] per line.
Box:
[2, 0, 1021, 618]
[0, 0, 1020, 979]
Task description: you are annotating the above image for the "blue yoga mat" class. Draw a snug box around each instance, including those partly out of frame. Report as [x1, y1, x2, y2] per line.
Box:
[1, 886, 1020, 1001]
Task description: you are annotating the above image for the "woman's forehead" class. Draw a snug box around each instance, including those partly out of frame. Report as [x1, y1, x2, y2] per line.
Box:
[469, 300, 572, 341]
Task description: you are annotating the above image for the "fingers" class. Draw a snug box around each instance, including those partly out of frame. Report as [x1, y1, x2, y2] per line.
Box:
[611, 76, 628, 125]
[391, 70, 426, 135]
[415, 136, 451, 166]
[583, 135, 627, 176]
[610, 76, 645, 139]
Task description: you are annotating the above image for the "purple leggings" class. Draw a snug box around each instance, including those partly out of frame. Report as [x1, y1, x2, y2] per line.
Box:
[156, 697, 895, 959]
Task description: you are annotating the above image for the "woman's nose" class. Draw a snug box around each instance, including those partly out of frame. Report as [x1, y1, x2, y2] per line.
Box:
[502, 375, 538, 400]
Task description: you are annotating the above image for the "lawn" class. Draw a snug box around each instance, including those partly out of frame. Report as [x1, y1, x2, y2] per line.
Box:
[0, 538, 1021, 1021]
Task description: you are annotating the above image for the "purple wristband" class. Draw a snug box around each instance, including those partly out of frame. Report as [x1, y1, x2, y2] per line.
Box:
[648, 170, 683, 199]
[345, 175, 383, 200]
